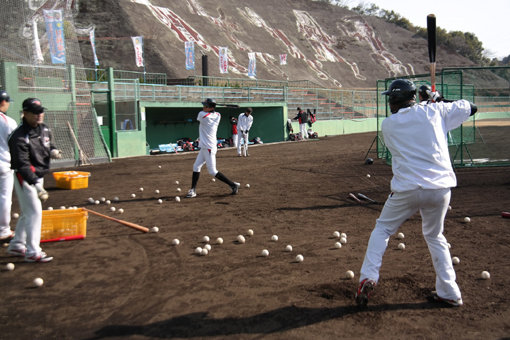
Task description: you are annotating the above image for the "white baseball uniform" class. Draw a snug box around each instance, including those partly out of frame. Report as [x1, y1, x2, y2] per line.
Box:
[0, 111, 18, 239]
[193, 110, 221, 176]
[359, 100, 472, 301]
[237, 113, 253, 156]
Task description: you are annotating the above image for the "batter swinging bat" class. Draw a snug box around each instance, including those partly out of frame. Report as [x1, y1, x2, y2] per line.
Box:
[427, 14, 437, 93]
[83, 208, 149, 233]
[357, 193, 376, 203]
[348, 192, 362, 204]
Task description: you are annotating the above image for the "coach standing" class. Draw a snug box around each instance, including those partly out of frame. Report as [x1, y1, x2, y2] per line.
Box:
[293, 107, 308, 140]
[237, 108, 253, 157]
[7, 98, 61, 263]
[355, 79, 477, 307]
[0, 90, 18, 242]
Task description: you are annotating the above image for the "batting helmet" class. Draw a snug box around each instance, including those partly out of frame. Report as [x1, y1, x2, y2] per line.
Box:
[382, 79, 416, 105]
[201, 98, 216, 108]
[418, 85, 431, 100]
[0, 90, 10, 103]
[365, 158, 374, 165]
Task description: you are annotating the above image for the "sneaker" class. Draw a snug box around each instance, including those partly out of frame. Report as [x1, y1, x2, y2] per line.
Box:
[186, 189, 197, 198]
[25, 251, 53, 263]
[355, 278, 376, 306]
[7, 248, 26, 257]
[0, 231, 14, 242]
[231, 182, 240, 195]
[429, 291, 463, 307]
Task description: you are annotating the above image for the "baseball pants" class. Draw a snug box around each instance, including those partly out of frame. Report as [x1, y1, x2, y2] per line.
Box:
[237, 132, 249, 156]
[193, 148, 218, 176]
[299, 123, 307, 139]
[359, 188, 461, 301]
[0, 170, 14, 238]
[232, 133, 238, 147]
[8, 176, 43, 257]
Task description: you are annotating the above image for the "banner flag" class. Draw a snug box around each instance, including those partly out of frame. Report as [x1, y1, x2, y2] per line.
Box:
[185, 41, 195, 70]
[90, 28, 99, 66]
[32, 19, 44, 64]
[43, 10, 66, 64]
[279, 54, 287, 65]
[248, 52, 256, 77]
[131, 36, 144, 67]
[219, 47, 228, 74]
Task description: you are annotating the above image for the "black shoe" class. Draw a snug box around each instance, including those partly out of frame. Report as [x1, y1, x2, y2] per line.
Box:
[231, 182, 240, 195]
[355, 279, 376, 306]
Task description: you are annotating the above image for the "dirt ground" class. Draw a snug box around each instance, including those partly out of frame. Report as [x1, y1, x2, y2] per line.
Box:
[1, 132, 509, 339]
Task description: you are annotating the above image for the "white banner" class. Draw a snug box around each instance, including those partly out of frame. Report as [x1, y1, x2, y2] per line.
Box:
[90, 29, 99, 66]
[279, 54, 287, 65]
[219, 47, 228, 74]
[248, 52, 256, 77]
[32, 19, 44, 64]
[131, 36, 144, 67]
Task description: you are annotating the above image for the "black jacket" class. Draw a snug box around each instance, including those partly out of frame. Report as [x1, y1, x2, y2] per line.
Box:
[8, 120, 56, 185]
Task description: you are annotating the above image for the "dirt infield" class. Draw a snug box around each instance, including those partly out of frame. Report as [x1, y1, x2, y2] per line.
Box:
[1, 133, 509, 339]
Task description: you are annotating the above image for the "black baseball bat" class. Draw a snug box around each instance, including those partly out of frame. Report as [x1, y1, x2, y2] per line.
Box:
[427, 14, 437, 93]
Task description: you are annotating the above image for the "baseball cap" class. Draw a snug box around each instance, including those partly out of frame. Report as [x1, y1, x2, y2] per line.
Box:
[22, 98, 45, 114]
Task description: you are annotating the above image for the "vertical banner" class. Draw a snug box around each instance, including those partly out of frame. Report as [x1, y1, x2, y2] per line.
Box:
[43, 9, 66, 64]
[248, 52, 256, 77]
[32, 19, 44, 64]
[219, 47, 228, 74]
[131, 36, 144, 67]
[279, 54, 287, 65]
[90, 28, 99, 66]
[185, 41, 195, 70]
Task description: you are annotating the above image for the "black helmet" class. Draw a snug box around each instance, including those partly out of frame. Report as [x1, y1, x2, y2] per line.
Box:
[382, 79, 416, 105]
[0, 90, 10, 103]
[201, 98, 216, 108]
[365, 157, 374, 165]
[418, 84, 431, 100]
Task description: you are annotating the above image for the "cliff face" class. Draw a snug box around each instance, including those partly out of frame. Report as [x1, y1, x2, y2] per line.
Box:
[75, 0, 474, 88]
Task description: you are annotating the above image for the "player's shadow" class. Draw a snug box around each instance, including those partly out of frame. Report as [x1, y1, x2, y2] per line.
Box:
[89, 302, 445, 339]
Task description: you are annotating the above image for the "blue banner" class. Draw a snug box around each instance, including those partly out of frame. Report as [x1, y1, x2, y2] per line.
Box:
[43, 9, 66, 64]
[248, 52, 256, 77]
[185, 41, 195, 70]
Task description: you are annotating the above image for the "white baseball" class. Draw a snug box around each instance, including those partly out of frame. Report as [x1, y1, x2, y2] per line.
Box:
[333, 231, 340, 238]
[139, 187, 144, 192]
[175, 196, 181, 202]
[285, 245, 293, 252]
[340, 232, 347, 239]
[245, 183, 250, 188]
[100, 197, 106, 202]
[157, 199, 163, 204]
[448, 205, 452, 211]
[95, 200, 100, 205]
[176, 188, 181, 193]
[201, 248, 208, 256]
[151, 226, 159, 233]
[340, 237, 347, 244]
[237, 235, 246, 244]
[33, 277, 44, 287]
[271, 235, 278, 242]
[345, 270, 355, 279]
[202, 236, 210, 243]
[155, 189, 160, 194]
[247, 229, 254, 236]
[87, 197, 94, 203]
[195, 247, 203, 254]
[334, 242, 342, 249]
[204, 244, 211, 251]
[158, 165, 162, 168]
[398, 243, 405, 250]
[463, 217, 471, 223]
[481, 271, 490, 279]
[12, 213, 19, 219]
[171, 238, 180, 245]
[60, 206, 66, 210]
[452, 256, 460, 265]
[397, 232, 405, 239]
[131, 194, 136, 198]
[447, 242, 451, 249]
[295, 254, 304, 262]
[175, 180, 179, 185]
[110, 207, 116, 212]
[5, 263, 15, 271]
[216, 237, 224, 245]
[261, 249, 269, 257]
[211, 178, 216, 182]
[366, 174, 371, 178]
[47, 207, 53, 210]
[113, 196, 119, 202]
[106, 200, 111, 205]
[118, 208, 124, 214]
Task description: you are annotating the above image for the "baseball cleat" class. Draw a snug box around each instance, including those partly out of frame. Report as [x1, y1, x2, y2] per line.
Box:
[186, 189, 197, 198]
[7, 247, 26, 257]
[355, 278, 376, 306]
[429, 291, 463, 307]
[231, 182, 240, 195]
[25, 251, 53, 263]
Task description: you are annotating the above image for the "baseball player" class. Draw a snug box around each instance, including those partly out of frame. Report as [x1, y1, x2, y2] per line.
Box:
[237, 108, 253, 157]
[7, 98, 62, 262]
[186, 98, 240, 198]
[230, 115, 238, 148]
[355, 79, 477, 307]
[0, 90, 18, 242]
[293, 107, 309, 140]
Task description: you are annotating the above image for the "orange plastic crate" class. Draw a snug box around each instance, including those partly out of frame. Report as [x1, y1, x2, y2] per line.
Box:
[53, 171, 90, 190]
[41, 208, 88, 243]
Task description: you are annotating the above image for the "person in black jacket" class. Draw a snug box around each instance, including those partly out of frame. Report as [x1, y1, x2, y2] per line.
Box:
[293, 107, 309, 140]
[7, 98, 61, 263]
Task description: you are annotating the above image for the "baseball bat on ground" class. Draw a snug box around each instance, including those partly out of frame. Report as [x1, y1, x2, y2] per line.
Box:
[83, 208, 149, 233]
[348, 192, 362, 204]
[357, 193, 376, 203]
[427, 14, 437, 93]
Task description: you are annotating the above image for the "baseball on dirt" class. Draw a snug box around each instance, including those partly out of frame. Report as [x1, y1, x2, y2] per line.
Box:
[340, 237, 347, 244]
[216, 237, 224, 245]
[463, 217, 471, 223]
[448, 205, 452, 211]
[201, 248, 209, 256]
[176, 188, 181, 193]
[345, 270, 355, 279]
[87, 197, 94, 203]
[271, 235, 278, 242]
[12, 213, 19, 219]
[285, 245, 293, 252]
[33, 277, 44, 287]
[245, 183, 250, 188]
[106, 200, 111, 205]
[247, 229, 254, 236]
[204, 244, 211, 251]
[175, 180, 179, 185]
[296, 254, 304, 262]
[157, 199, 163, 204]
[139, 187, 144, 192]
[109, 207, 116, 212]
[175, 196, 181, 202]
[171, 239, 180, 246]
[60, 206, 66, 210]
[195, 247, 203, 254]
[5, 263, 15, 271]
[155, 189, 160, 194]
[113, 196, 119, 202]
[100, 197, 106, 202]
[333, 231, 340, 238]
[261, 249, 269, 257]
[340, 232, 347, 239]
[47, 207, 53, 210]
[335, 242, 342, 249]
[151, 226, 159, 233]
[158, 165, 162, 168]
[481, 271, 490, 279]
[398, 243, 405, 250]
[366, 174, 371, 178]
[95, 200, 100, 205]
[118, 208, 124, 214]
[202, 236, 210, 243]
[452, 256, 460, 265]
[131, 194, 136, 198]
[397, 232, 405, 240]
[236, 235, 246, 244]
[211, 178, 216, 182]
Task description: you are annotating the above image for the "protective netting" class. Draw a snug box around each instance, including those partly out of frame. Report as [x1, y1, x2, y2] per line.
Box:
[376, 67, 510, 167]
[0, 0, 110, 166]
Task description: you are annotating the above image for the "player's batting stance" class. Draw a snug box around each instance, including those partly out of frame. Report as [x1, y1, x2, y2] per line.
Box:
[355, 79, 477, 307]
[186, 98, 240, 198]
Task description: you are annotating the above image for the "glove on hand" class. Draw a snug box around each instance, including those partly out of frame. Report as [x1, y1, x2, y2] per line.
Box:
[34, 181, 49, 202]
[426, 90, 443, 102]
[50, 149, 62, 159]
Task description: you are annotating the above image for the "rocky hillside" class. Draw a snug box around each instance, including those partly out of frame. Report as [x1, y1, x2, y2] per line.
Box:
[77, 0, 474, 88]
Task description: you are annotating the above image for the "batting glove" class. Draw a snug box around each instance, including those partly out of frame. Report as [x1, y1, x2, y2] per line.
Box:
[426, 90, 443, 102]
[34, 181, 49, 202]
[50, 149, 62, 159]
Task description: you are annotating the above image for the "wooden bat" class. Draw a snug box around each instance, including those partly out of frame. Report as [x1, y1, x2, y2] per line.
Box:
[67, 121, 91, 166]
[83, 208, 149, 233]
[357, 193, 376, 203]
[348, 192, 362, 204]
[427, 14, 437, 93]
